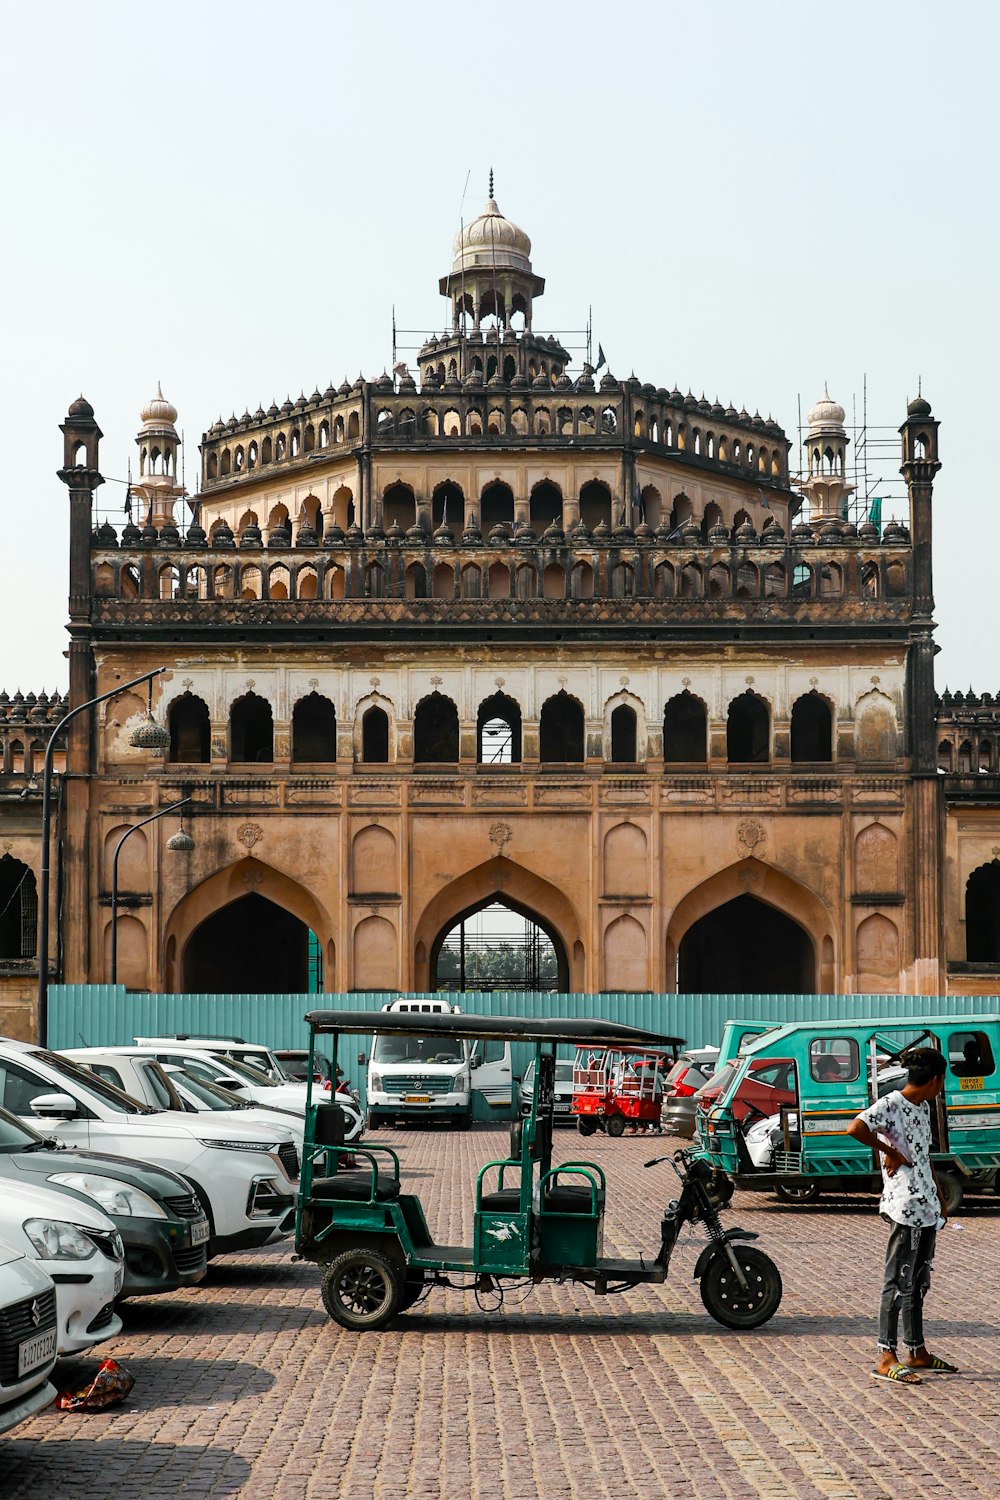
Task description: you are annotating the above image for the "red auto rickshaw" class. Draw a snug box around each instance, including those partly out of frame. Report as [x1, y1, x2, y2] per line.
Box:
[573, 1043, 682, 1136]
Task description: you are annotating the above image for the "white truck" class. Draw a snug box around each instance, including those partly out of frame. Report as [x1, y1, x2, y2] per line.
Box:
[366, 998, 512, 1128]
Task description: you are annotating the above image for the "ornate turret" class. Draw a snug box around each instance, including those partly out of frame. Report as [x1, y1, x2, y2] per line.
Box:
[133, 384, 187, 528]
[799, 386, 854, 525]
[439, 171, 544, 333]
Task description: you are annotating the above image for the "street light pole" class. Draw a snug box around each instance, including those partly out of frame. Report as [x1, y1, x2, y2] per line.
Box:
[110, 798, 193, 983]
[37, 667, 166, 1044]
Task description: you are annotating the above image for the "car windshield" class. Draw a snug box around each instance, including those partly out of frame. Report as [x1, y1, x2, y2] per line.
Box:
[168, 1069, 247, 1111]
[555, 1062, 574, 1083]
[208, 1055, 282, 1088]
[222, 1050, 288, 1082]
[372, 1035, 465, 1065]
[31, 1049, 157, 1114]
[700, 1062, 736, 1098]
[0, 1102, 47, 1152]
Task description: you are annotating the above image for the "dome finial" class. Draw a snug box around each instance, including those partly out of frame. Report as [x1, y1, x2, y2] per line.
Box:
[488, 166, 494, 200]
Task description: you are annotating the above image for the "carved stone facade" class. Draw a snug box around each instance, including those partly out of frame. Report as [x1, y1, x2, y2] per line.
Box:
[2, 187, 988, 1037]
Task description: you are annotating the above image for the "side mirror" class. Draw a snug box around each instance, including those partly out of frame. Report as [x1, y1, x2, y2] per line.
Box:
[469, 1055, 482, 1070]
[215, 1075, 246, 1091]
[30, 1092, 78, 1119]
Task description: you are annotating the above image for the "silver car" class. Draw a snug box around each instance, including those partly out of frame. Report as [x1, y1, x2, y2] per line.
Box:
[518, 1059, 575, 1120]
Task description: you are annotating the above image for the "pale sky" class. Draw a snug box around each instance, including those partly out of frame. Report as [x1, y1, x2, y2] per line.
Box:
[2, 1, 996, 695]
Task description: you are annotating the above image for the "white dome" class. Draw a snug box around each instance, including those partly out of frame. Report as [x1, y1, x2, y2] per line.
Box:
[452, 196, 532, 275]
[807, 385, 845, 429]
[140, 383, 178, 428]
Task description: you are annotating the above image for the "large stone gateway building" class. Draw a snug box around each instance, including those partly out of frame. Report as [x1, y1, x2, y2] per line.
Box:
[4, 186, 1000, 1038]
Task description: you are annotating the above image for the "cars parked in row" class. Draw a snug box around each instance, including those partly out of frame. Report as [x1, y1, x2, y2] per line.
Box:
[660, 1048, 721, 1137]
[0, 1103, 207, 1300]
[0, 1238, 59, 1435]
[0, 1038, 300, 1259]
[62, 1048, 306, 1153]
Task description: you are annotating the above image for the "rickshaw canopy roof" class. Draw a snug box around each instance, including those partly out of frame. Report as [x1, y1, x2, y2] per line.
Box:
[739, 1014, 1000, 1057]
[304, 1009, 683, 1049]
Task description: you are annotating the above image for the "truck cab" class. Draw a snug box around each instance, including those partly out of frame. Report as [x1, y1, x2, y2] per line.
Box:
[367, 999, 512, 1127]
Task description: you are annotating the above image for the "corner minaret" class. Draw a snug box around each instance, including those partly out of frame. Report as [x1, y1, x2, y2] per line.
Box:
[799, 387, 854, 524]
[134, 384, 186, 528]
[900, 392, 940, 613]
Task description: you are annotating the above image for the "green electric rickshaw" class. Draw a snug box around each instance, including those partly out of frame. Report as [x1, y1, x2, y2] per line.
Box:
[295, 1009, 782, 1331]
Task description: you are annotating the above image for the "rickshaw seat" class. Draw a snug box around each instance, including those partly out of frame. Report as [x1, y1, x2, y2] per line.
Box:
[479, 1186, 523, 1212]
[311, 1173, 401, 1203]
[479, 1183, 605, 1214]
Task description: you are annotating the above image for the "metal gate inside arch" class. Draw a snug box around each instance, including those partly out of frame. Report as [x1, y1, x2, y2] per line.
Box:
[432, 900, 565, 992]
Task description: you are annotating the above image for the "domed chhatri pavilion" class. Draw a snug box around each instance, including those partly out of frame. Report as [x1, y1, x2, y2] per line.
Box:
[4, 180, 999, 1035]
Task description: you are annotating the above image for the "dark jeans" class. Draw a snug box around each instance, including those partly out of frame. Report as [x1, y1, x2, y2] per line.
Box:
[878, 1216, 937, 1352]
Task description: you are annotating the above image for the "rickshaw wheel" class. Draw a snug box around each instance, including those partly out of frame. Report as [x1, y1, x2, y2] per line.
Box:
[605, 1115, 626, 1138]
[775, 1181, 821, 1205]
[699, 1245, 782, 1329]
[936, 1171, 963, 1216]
[577, 1117, 598, 1137]
[321, 1248, 403, 1330]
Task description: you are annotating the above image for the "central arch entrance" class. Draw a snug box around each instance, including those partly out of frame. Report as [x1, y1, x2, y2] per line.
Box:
[677, 894, 815, 993]
[182, 893, 322, 993]
[431, 899, 567, 992]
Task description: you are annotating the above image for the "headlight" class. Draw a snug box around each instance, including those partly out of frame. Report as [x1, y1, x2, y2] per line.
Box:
[199, 1138, 281, 1153]
[369, 1072, 382, 1092]
[23, 1218, 98, 1259]
[452, 1073, 465, 1091]
[48, 1173, 168, 1219]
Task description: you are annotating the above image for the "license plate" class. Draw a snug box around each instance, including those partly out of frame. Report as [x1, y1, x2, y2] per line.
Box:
[960, 1076, 984, 1091]
[404, 1095, 431, 1104]
[18, 1327, 57, 1377]
[114, 1263, 124, 1296]
[190, 1217, 210, 1246]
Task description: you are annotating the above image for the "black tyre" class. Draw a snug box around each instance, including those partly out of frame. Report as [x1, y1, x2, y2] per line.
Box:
[577, 1116, 598, 1137]
[937, 1171, 963, 1216]
[605, 1115, 626, 1138]
[398, 1270, 426, 1312]
[775, 1181, 821, 1206]
[321, 1248, 402, 1330]
[699, 1245, 783, 1330]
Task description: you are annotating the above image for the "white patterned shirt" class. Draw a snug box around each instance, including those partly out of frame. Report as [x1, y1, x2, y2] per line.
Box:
[857, 1090, 940, 1229]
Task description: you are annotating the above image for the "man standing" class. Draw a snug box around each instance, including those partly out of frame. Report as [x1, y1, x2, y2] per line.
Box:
[847, 1047, 958, 1384]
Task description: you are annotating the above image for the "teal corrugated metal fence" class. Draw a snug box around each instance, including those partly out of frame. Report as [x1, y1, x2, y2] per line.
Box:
[47, 986, 1000, 1101]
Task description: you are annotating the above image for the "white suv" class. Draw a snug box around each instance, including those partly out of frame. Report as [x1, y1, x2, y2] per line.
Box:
[0, 1239, 58, 1433]
[0, 1038, 300, 1259]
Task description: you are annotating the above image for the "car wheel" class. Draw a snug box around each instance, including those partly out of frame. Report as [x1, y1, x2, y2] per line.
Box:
[775, 1181, 821, 1205]
[321, 1248, 403, 1330]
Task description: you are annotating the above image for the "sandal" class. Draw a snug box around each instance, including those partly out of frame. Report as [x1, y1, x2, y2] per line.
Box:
[907, 1355, 959, 1374]
[870, 1363, 922, 1384]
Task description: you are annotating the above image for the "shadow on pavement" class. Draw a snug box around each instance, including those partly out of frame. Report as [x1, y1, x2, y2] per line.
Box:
[0, 1440, 250, 1499]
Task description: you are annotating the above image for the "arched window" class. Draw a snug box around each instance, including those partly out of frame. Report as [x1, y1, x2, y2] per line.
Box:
[405, 563, 428, 599]
[727, 691, 770, 763]
[937, 740, 954, 773]
[663, 691, 707, 762]
[481, 480, 514, 530]
[383, 482, 415, 531]
[610, 705, 637, 763]
[0, 854, 37, 959]
[292, 693, 336, 763]
[530, 480, 562, 530]
[966, 861, 1000, 961]
[229, 692, 273, 763]
[168, 693, 210, 764]
[790, 692, 833, 762]
[413, 693, 459, 763]
[432, 480, 464, 537]
[477, 692, 521, 764]
[579, 479, 612, 531]
[540, 692, 585, 763]
[361, 706, 389, 763]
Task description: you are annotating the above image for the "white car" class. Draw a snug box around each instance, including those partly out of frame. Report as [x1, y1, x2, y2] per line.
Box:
[0, 1038, 300, 1259]
[126, 1044, 364, 1142]
[62, 1048, 305, 1153]
[0, 1238, 59, 1434]
[134, 1036, 303, 1086]
[0, 1180, 124, 1354]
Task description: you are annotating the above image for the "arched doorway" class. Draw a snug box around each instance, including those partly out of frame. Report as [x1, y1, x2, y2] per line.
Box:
[182, 893, 322, 993]
[678, 895, 815, 993]
[431, 899, 567, 991]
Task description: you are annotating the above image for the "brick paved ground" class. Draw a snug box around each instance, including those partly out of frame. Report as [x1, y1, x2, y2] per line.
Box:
[2, 1125, 998, 1500]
